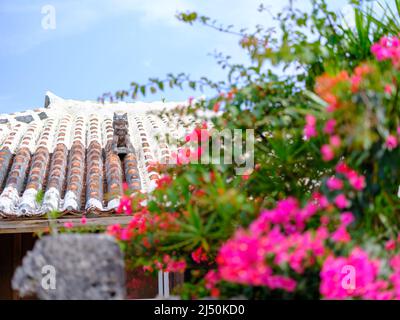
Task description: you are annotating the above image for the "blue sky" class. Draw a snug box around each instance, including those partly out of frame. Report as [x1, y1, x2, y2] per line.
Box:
[0, 0, 350, 113]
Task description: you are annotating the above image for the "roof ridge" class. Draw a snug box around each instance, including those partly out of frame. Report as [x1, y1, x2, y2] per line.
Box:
[45, 90, 192, 108]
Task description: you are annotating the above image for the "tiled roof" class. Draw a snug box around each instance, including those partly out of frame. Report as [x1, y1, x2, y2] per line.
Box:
[0, 92, 198, 217]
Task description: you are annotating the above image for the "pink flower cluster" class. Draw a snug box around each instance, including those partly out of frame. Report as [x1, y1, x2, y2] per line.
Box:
[383, 127, 400, 151]
[205, 270, 220, 290]
[319, 117, 342, 162]
[304, 115, 317, 140]
[216, 229, 297, 291]
[323, 119, 336, 135]
[322, 163, 366, 216]
[320, 247, 392, 299]
[142, 255, 187, 273]
[334, 162, 366, 191]
[162, 254, 187, 272]
[185, 124, 210, 144]
[250, 197, 319, 234]
[116, 194, 133, 214]
[331, 211, 353, 243]
[386, 135, 398, 150]
[116, 183, 136, 214]
[171, 147, 196, 165]
[191, 246, 208, 264]
[389, 254, 400, 299]
[107, 210, 149, 241]
[215, 197, 355, 293]
[371, 36, 400, 68]
[326, 177, 343, 190]
[303, 113, 342, 163]
[171, 125, 209, 165]
[217, 200, 400, 300]
[204, 270, 221, 297]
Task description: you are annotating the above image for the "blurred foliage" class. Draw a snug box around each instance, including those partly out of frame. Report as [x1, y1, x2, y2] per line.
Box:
[97, 0, 400, 299]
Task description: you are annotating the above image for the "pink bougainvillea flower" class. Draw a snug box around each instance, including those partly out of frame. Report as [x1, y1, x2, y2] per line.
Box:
[216, 197, 343, 294]
[389, 255, 400, 299]
[192, 246, 208, 264]
[324, 119, 336, 135]
[216, 229, 298, 291]
[349, 176, 365, 191]
[371, 36, 400, 67]
[163, 254, 187, 272]
[347, 173, 366, 191]
[304, 125, 317, 140]
[210, 287, 220, 297]
[385, 84, 393, 95]
[311, 192, 330, 209]
[117, 195, 132, 214]
[320, 248, 382, 299]
[205, 270, 220, 290]
[321, 144, 334, 161]
[153, 260, 163, 270]
[185, 127, 210, 144]
[336, 161, 351, 175]
[335, 163, 366, 191]
[81, 216, 87, 225]
[156, 174, 172, 189]
[255, 197, 301, 233]
[120, 227, 134, 241]
[329, 135, 341, 148]
[106, 223, 122, 238]
[177, 147, 192, 165]
[334, 194, 349, 209]
[303, 115, 317, 140]
[326, 176, 343, 190]
[320, 215, 330, 226]
[316, 225, 329, 241]
[371, 38, 392, 61]
[331, 226, 351, 243]
[386, 239, 396, 251]
[386, 135, 398, 150]
[64, 221, 74, 229]
[340, 212, 355, 227]
[305, 114, 317, 126]
[143, 265, 153, 272]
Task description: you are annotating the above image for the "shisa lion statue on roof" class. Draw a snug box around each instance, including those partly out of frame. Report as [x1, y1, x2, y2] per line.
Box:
[112, 113, 134, 155]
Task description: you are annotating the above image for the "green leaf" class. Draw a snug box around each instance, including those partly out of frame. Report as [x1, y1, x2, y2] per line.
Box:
[140, 85, 146, 96]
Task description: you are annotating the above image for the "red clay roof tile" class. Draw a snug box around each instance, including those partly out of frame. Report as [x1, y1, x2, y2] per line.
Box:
[0, 92, 198, 217]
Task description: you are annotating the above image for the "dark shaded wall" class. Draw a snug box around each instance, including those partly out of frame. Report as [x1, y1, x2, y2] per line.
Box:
[0, 233, 183, 299]
[0, 233, 36, 299]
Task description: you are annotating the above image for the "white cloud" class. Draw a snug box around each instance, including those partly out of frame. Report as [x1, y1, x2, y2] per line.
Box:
[51, 0, 196, 33]
[0, 0, 300, 55]
[108, 0, 195, 25]
[0, 0, 199, 54]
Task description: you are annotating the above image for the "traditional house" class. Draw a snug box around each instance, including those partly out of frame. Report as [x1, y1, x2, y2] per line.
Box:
[0, 92, 196, 298]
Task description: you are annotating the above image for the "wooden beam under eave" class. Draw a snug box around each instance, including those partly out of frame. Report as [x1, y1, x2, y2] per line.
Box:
[0, 216, 133, 234]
